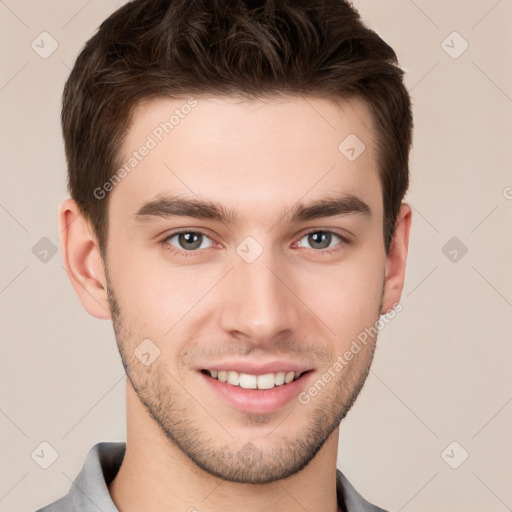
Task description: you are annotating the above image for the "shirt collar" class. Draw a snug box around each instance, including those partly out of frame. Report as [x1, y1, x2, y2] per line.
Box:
[43, 442, 387, 512]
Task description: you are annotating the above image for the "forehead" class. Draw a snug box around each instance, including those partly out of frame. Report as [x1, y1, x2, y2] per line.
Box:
[109, 95, 382, 224]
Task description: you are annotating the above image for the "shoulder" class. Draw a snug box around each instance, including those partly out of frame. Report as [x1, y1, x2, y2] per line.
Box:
[336, 468, 391, 512]
[33, 442, 125, 512]
[35, 495, 72, 512]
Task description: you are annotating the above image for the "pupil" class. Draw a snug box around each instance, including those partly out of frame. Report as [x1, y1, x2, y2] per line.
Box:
[310, 232, 330, 249]
[180, 232, 201, 250]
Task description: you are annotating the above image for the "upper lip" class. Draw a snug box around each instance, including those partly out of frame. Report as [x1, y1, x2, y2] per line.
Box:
[198, 360, 313, 376]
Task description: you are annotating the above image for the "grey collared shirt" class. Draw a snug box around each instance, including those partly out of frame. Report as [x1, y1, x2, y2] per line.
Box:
[36, 442, 389, 512]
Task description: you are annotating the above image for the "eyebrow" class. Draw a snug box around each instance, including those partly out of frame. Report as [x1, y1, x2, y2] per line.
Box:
[132, 193, 371, 226]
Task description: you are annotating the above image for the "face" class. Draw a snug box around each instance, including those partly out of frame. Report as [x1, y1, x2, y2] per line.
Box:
[103, 95, 390, 484]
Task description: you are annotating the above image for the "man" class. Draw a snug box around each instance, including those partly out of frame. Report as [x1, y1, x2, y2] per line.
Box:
[37, 0, 412, 510]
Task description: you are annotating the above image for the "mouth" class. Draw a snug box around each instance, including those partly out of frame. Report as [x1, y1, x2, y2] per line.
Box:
[200, 369, 311, 390]
[198, 367, 315, 414]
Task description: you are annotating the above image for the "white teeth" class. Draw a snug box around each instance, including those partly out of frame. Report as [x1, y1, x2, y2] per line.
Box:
[227, 371, 240, 386]
[207, 369, 305, 389]
[275, 371, 285, 385]
[284, 371, 295, 384]
[239, 373, 257, 389]
[257, 373, 275, 390]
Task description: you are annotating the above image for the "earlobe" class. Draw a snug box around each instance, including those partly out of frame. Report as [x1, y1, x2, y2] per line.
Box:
[381, 202, 412, 315]
[59, 198, 112, 320]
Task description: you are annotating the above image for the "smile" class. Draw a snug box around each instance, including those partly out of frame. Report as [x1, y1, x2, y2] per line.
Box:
[202, 369, 309, 390]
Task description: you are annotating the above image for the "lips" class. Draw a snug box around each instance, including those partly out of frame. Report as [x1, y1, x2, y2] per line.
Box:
[197, 363, 315, 414]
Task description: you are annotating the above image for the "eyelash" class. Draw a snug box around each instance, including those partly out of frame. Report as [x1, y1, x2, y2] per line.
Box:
[160, 229, 351, 258]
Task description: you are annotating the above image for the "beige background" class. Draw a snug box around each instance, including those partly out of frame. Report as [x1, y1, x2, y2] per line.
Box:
[1, 1, 511, 511]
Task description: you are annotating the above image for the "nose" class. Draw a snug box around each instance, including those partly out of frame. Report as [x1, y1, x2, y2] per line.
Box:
[218, 245, 300, 348]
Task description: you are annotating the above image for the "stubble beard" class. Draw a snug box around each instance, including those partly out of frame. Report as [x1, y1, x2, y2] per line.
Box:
[105, 265, 381, 484]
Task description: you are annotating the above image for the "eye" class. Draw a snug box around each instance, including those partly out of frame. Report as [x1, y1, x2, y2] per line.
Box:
[161, 229, 349, 258]
[296, 230, 346, 252]
[163, 231, 214, 253]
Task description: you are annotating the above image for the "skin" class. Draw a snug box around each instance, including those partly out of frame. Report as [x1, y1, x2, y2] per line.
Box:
[59, 95, 411, 512]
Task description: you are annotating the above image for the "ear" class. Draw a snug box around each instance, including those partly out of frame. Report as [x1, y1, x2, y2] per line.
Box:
[59, 198, 111, 320]
[381, 202, 412, 314]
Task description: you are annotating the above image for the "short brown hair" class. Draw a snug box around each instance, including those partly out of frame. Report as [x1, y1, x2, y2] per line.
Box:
[62, 0, 413, 257]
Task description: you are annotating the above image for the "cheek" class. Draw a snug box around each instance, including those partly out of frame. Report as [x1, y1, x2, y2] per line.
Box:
[291, 252, 384, 341]
[108, 243, 221, 334]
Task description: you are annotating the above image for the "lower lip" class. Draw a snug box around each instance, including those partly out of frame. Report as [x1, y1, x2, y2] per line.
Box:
[199, 371, 314, 414]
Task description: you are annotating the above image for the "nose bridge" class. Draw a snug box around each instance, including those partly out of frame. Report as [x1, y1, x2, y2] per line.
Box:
[219, 240, 299, 343]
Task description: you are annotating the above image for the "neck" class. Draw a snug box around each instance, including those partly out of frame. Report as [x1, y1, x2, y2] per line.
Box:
[108, 380, 342, 512]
